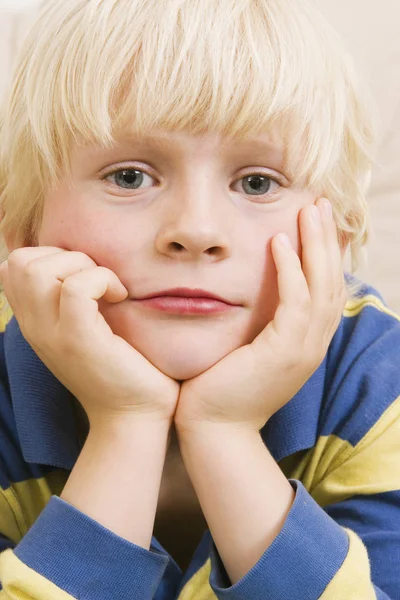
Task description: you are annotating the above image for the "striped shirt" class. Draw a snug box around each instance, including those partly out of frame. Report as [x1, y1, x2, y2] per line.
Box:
[0, 277, 399, 599]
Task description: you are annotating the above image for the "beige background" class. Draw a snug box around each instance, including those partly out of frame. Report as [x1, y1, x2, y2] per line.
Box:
[1, 0, 399, 311]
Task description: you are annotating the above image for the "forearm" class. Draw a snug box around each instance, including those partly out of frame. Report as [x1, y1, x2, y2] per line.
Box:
[61, 416, 171, 550]
[177, 424, 295, 584]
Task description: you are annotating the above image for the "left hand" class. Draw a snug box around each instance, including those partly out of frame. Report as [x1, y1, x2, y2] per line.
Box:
[175, 198, 348, 434]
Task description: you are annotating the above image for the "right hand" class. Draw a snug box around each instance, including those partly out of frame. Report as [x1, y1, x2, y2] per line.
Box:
[0, 247, 181, 427]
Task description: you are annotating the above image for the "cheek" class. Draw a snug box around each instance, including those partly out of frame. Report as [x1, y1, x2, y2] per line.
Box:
[245, 208, 305, 339]
[38, 200, 133, 273]
[247, 242, 279, 338]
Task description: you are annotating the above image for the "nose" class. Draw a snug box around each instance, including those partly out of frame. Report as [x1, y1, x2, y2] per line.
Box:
[155, 190, 232, 262]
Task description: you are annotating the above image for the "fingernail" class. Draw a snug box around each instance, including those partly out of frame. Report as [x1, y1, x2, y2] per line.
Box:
[321, 199, 332, 218]
[277, 233, 292, 249]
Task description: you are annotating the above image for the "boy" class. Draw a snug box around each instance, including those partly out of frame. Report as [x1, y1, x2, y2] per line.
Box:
[0, 0, 399, 598]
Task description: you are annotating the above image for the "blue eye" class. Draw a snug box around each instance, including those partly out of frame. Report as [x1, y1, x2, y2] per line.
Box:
[103, 167, 282, 198]
[105, 169, 154, 190]
[240, 175, 280, 196]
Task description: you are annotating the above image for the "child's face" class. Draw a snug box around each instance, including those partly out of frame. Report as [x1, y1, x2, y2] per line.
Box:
[37, 130, 344, 380]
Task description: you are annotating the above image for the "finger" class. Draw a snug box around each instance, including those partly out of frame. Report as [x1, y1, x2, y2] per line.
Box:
[316, 198, 348, 334]
[300, 201, 331, 310]
[0, 247, 62, 316]
[4, 247, 68, 319]
[268, 233, 311, 341]
[7, 248, 98, 327]
[301, 199, 346, 351]
[59, 266, 128, 338]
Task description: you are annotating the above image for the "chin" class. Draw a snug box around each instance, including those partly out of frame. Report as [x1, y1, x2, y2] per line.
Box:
[99, 301, 256, 381]
[148, 352, 222, 381]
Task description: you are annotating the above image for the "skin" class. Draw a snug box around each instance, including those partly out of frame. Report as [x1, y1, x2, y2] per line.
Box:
[35, 129, 345, 381]
[0, 128, 349, 581]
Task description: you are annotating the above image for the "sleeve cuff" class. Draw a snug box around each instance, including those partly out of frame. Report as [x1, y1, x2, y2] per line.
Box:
[209, 479, 350, 600]
[14, 495, 169, 600]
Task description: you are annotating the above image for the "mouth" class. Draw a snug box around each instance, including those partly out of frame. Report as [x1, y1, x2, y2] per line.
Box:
[132, 288, 241, 315]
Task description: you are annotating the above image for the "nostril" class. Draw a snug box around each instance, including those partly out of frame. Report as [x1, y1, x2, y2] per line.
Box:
[171, 242, 185, 251]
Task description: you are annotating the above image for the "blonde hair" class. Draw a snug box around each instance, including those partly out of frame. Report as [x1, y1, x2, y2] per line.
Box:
[0, 0, 375, 295]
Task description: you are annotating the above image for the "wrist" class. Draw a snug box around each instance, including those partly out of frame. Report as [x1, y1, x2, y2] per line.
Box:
[89, 410, 172, 440]
[175, 418, 258, 444]
[62, 412, 171, 548]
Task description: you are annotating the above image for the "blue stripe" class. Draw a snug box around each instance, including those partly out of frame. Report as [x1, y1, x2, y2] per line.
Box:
[209, 479, 349, 600]
[320, 305, 400, 446]
[374, 584, 392, 599]
[324, 489, 400, 599]
[15, 495, 170, 600]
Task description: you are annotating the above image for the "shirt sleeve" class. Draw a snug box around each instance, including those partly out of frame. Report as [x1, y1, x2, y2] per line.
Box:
[208, 395, 400, 599]
[208, 295, 400, 599]
[209, 478, 396, 599]
[0, 495, 169, 599]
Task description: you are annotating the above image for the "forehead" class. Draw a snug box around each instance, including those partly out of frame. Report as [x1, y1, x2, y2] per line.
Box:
[71, 128, 290, 170]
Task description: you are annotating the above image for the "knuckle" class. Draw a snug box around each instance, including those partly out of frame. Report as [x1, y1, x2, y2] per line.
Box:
[7, 248, 28, 270]
[94, 265, 110, 278]
[22, 260, 44, 281]
[96, 266, 116, 282]
[61, 276, 84, 297]
[73, 252, 97, 268]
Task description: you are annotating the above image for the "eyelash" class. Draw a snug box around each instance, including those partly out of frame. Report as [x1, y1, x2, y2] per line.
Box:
[101, 167, 284, 199]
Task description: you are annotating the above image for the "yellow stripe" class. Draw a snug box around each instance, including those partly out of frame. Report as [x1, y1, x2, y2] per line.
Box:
[178, 559, 217, 599]
[0, 549, 74, 599]
[0, 473, 69, 544]
[0, 490, 24, 546]
[9, 473, 68, 531]
[319, 528, 376, 599]
[0, 292, 12, 333]
[279, 395, 400, 507]
[344, 294, 400, 321]
[176, 531, 376, 600]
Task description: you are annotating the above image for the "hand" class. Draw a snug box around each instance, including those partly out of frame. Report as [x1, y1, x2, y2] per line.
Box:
[0, 247, 180, 427]
[175, 199, 348, 434]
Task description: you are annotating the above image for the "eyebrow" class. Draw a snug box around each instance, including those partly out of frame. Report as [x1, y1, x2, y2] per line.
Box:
[113, 134, 286, 162]
[81, 132, 288, 177]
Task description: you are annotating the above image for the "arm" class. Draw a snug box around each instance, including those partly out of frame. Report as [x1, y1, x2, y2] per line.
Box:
[173, 202, 398, 597]
[177, 424, 295, 584]
[177, 422, 397, 599]
[0, 419, 171, 599]
[0, 247, 181, 598]
[61, 417, 170, 549]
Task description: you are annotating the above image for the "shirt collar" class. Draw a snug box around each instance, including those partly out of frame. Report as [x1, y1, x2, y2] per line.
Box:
[3, 316, 325, 470]
[4, 317, 83, 470]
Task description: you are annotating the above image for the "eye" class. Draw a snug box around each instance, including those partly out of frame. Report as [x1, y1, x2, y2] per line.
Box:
[234, 174, 281, 197]
[103, 168, 155, 190]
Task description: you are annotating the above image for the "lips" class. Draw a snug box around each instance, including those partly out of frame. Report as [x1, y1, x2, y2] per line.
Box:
[132, 287, 241, 315]
[135, 287, 238, 306]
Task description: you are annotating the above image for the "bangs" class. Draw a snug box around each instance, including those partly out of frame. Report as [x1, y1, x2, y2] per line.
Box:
[16, 0, 367, 190]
